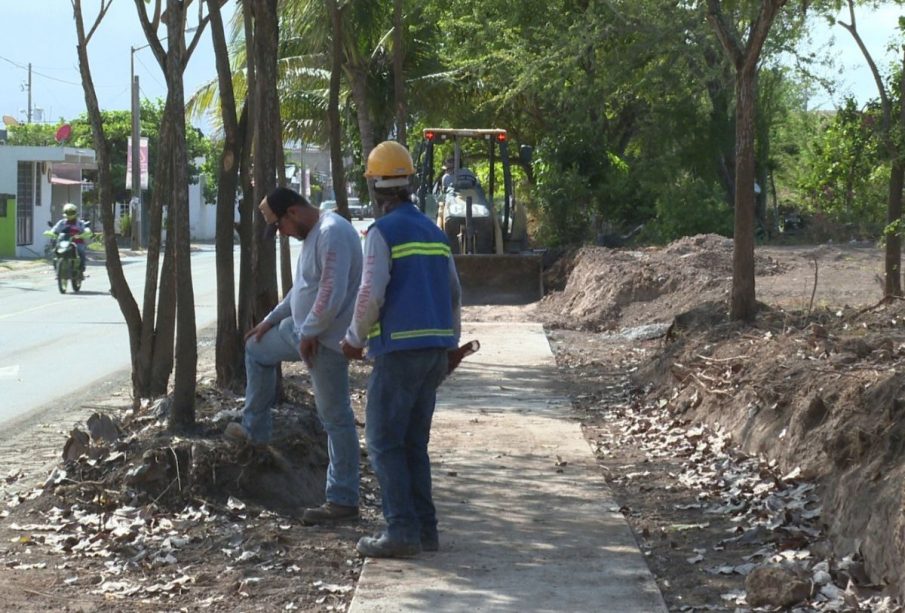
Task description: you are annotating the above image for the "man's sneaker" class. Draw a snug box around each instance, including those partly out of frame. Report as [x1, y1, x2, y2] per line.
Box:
[301, 502, 359, 525]
[356, 533, 420, 558]
[224, 422, 251, 444]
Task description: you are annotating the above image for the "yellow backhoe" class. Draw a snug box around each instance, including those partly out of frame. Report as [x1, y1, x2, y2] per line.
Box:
[414, 128, 543, 305]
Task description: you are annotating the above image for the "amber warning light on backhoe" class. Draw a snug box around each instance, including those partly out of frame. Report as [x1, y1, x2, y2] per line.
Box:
[425, 130, 435, 141]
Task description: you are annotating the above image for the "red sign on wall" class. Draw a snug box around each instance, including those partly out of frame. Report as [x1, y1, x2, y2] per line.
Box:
[125, 137, 149, 190]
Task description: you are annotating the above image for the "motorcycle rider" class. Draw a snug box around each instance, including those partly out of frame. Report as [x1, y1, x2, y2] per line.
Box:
[49, 203, 89, 274]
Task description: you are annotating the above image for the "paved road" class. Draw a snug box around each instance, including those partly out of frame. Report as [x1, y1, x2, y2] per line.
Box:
[0, 247, 223, 427]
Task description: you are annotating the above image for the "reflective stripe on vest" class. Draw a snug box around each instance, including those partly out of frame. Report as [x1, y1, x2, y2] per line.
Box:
[367, 323, 381, 340]
[391, 241, 451, 259]
[390, 328, 455, 341]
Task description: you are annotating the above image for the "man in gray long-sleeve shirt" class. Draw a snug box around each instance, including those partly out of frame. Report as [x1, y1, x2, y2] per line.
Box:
[226, 187, 364, 525]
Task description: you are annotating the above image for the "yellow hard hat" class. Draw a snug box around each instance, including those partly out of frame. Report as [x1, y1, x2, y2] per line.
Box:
[365, 141, 415, 188]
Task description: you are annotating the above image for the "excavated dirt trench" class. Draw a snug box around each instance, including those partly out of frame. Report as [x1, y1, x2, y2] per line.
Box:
[541, 234, 905, 607]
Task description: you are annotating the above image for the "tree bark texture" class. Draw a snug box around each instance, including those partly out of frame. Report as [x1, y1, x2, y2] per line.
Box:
[160, 0, 198, 430]
[347, 65, 378, 214]
[250, 0, 280, 324]
[327, 0, 349, 217]
[72, 1, 146, 406]
[731, 68, 758, 321]
[888, 155, 904, 296]
[237, 102, 255, 337]
[393, 0, 407, 146]
[208, 0, 244, 389]
[707, 0, 787, 321]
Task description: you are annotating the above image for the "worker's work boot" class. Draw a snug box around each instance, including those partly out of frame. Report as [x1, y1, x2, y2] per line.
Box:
[421, 530, 439, 552]
[356, 532, 420, 558]
[224, 422, 251, 444]
[302, 502, 359, 526]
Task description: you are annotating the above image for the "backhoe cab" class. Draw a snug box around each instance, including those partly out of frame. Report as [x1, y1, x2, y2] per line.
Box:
[414, 128, 542, 305]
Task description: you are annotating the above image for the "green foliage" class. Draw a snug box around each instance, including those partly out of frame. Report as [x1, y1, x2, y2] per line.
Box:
[794, 99, 886, 232]
[418, 0, 755, 244]
[6, 123, 60, 146]
[196, 137, 221, 204]
[533, 161, 595, 246]
[119, 212, 132, 237]
[259, 0, 900, 247]
[883, 218, 904, 243]
[59, 100, 216, 204]
[650, 174, 734, 242]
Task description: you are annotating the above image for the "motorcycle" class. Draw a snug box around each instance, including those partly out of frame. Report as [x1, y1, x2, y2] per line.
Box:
[43, 222, 90, 294]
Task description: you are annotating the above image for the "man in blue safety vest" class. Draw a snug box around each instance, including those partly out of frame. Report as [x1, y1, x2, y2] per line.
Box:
[341, 141, 462, 558]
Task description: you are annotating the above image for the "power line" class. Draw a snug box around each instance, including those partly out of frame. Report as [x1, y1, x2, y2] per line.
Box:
[0, 54, 82, 86]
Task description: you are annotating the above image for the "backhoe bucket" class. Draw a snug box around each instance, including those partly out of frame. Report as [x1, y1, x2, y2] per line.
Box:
[453, 253, 544, 305]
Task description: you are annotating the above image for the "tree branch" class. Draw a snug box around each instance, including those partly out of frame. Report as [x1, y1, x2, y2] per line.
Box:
[837, 0, 891, 128]
[76, 0, 112, 44]
[133, 0, 168, 69]
[743, 0, 788, 73]
[706, 0, 744, 68]
[183, 14, 211, 71]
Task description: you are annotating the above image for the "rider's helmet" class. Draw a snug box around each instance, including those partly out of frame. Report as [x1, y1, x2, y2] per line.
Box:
[364, 141, 415, 188]
[63, 203, 78, 220]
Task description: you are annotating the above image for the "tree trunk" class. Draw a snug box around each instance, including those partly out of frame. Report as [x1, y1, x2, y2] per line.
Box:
[890, 49, 905, 297]
[327, 0, 349, 218]
[239, 5, 257, 336]
[209, 0, 244, 389]
[159, 1, 198, 431]
[140, 95, 173, 397]
[72, 1, 145, 406]
[276, 144, 293, 298]
[251, 0, 281, 322]
[838, 2, 902, 296]
[347, 65, 378, 214]
[707, 0, 786, 321]
[888, 158, 904, 296]
[731, 67, 757, 321]
[150, 201, 177, 395]
[393, 0, 407, 146]
[237, 102, 255, 337]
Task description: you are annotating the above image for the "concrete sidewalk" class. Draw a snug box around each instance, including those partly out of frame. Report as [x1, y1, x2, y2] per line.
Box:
[349, 322, 667, 612]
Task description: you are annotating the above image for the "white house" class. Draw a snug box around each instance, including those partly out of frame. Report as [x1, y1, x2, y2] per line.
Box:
[0, 145, 96, 259]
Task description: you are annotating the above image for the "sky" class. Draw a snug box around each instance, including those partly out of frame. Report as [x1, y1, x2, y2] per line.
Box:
[0, 1, 235, 133]
[803, 3, 905, 110]
[0, 1, 901, 135]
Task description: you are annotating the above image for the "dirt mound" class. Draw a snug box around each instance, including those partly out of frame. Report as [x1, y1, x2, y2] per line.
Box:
[0, 372, 376, 610]
[540, 234, 785, 331]
[636, 299, 905, 600]
[542, 237, 903, 603]
[50, 381, 329, 515]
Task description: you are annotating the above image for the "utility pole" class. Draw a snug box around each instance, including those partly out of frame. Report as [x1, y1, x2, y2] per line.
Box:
[26, 63, 32, 124]
[130, 48, 142, 250]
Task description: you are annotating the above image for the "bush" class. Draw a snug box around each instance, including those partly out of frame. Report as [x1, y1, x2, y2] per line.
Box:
[119, 213, 131, 237]
[650, 174, 733, 242]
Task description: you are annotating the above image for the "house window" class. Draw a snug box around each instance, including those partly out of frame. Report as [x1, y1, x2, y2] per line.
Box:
[16, 161, 40, 246]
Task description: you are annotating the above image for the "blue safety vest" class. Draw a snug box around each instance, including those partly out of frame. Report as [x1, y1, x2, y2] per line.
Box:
[367, 202, 457, 357]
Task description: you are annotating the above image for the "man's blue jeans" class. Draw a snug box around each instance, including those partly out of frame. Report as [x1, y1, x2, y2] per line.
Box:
[243, 318, 360, 507]
[365, 348, 448, 544]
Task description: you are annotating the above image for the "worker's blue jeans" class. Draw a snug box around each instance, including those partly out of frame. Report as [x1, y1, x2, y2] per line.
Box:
[365, 348, 448, 544]
[243, 317, 360, 507]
